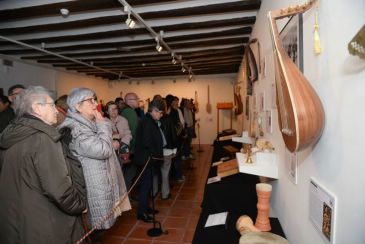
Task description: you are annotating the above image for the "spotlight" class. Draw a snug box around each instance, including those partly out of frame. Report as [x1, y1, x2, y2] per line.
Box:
[155, 37, 163, 52]
[156, 43, 163, 52]
[181, 66, 186, 73]
[171, 53, 177, 64]
[41, 42, 46, 49]
[60, 8, 69, 17]
[125, 12, 136, 29]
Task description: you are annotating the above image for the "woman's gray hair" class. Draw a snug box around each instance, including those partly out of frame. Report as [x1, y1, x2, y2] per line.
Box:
[67, 87, 95, 112]
[14, 86, 51, 118]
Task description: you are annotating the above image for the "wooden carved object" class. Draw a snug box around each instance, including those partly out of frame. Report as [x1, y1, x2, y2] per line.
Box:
[255, 183, 272, 231]
[206, 85, 212, 114]
[268, 0, 325, 152]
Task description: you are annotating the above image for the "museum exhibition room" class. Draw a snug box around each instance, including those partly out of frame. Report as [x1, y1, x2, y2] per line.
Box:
[0, 0, 364, 243]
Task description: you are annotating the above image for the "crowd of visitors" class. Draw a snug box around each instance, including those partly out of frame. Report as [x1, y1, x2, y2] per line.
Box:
[0, 84, 198, 243]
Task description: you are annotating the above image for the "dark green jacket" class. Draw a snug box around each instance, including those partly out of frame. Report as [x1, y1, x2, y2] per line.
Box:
[0, 115, 86, 244]
[121, 106, 139, 151]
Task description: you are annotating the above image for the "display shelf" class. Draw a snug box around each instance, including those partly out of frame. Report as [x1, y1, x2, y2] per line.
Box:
[236, 151, 278, 179]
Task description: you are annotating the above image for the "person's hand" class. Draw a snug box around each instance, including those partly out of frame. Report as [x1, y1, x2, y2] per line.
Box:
[112, 140, 120, 150]
[94, 110, 104, 122]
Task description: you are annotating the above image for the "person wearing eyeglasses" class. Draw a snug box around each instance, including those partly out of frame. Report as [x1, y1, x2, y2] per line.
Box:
[121, 92, 140, 191]
[134, 99, 165, 222]
[0, 84, 25, 133]
[59, 87, 131, 240]
[0, 86, 87, 243]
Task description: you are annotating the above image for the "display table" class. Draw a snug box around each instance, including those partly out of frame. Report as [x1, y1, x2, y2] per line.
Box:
[192, 140, 285, 244]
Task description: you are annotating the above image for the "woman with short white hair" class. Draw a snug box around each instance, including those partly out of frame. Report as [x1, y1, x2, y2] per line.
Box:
[59, 87, 131, 235]
[0, 86, 87, 243]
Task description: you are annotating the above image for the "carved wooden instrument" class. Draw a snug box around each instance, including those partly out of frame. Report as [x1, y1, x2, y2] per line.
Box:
[206, 85, 212, 114]
[246, 44, 259, 83]
[194, 90, 199, 113]
[234, 85, 239, 114]
[235, 86, 243, 115]
[268, 0, 324, 152]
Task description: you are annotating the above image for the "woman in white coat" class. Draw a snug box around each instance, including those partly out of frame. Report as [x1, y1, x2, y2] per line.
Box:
[59, 88, 131, 234]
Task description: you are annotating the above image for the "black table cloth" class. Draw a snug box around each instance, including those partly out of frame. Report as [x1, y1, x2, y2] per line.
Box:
[192, 140, 285, 244]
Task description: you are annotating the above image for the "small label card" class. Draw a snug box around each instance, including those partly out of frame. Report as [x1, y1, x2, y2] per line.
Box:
[212, 161, 223, 167]
[204, 212, 229, 228]
[207, 176, 221, 184]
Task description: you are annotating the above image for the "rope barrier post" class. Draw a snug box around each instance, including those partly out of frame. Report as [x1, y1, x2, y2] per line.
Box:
[147, 164, 164, 237]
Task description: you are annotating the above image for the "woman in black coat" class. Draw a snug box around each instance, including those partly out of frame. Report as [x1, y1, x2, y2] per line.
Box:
[134, 99, 165, 222]
[0, 86, 87, 244]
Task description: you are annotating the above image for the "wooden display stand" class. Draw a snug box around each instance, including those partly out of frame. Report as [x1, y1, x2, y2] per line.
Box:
[217, 158, 239, 178]
[216, 102, 236, 140]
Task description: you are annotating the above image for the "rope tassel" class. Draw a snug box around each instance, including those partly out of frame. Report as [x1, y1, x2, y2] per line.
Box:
[313, 9, 321, 54]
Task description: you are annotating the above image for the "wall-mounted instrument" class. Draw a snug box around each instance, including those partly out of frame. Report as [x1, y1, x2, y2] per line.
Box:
[194, 90, 199, 113]
[268, 0, 325, 152]
[234, 85, 244, 115]
[206, 85, 212, 114]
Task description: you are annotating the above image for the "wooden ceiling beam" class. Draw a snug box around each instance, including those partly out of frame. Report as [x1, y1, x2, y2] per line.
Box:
[0, 17, 254, 45]
[0, 1, 260, 35]
[0, 0, 179, 21]
[37, 46, 245, 64]
[21, 37, 248, 60]
[1, 27, 249, 55]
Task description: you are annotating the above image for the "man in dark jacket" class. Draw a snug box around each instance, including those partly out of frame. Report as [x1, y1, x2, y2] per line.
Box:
[0, 86, 87, 244]
[134, 99, 165, 222]
[0, 84, 25, 133]
[121, 92, 140, 190]
[0, 95, 12, 133]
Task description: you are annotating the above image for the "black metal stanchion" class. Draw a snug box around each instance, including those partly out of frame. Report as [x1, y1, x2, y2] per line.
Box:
[147, 166, 165, 237]
[197, 122, 204, 153]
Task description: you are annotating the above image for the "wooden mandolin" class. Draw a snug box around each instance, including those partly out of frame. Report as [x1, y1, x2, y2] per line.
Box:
[268, 0, 325, 152]
[206, 85, 212, 114]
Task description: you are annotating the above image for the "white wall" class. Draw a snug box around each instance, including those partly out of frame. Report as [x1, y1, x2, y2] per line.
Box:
[0, 56, 56, 94]
[246, 0, 365, 244]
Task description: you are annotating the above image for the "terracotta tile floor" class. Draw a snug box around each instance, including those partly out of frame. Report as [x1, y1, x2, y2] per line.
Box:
[100, 144, 212, 244]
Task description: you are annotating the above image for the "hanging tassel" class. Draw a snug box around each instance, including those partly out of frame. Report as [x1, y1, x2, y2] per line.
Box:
[313, 6, 321, 54]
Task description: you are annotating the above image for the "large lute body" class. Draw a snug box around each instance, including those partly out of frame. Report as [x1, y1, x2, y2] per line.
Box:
[268, 0, 324, 152]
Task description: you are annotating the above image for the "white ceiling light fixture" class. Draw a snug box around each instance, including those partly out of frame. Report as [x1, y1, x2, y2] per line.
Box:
[118, 0, 194, 78]
[60, 8, 69, 17]
[171, 53, 177, 64]
[181, 63, 186, 73]
[124, 6, 136, 29]
[155, 37, 163, 53]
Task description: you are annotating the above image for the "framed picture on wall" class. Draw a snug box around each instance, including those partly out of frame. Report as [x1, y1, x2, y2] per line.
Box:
[280, 13, 303, 72]
[271, 82, 276, 109]
[245, 96, 250, 119]
[265, 110, 273, 134]
[259, 92, 265, 112]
